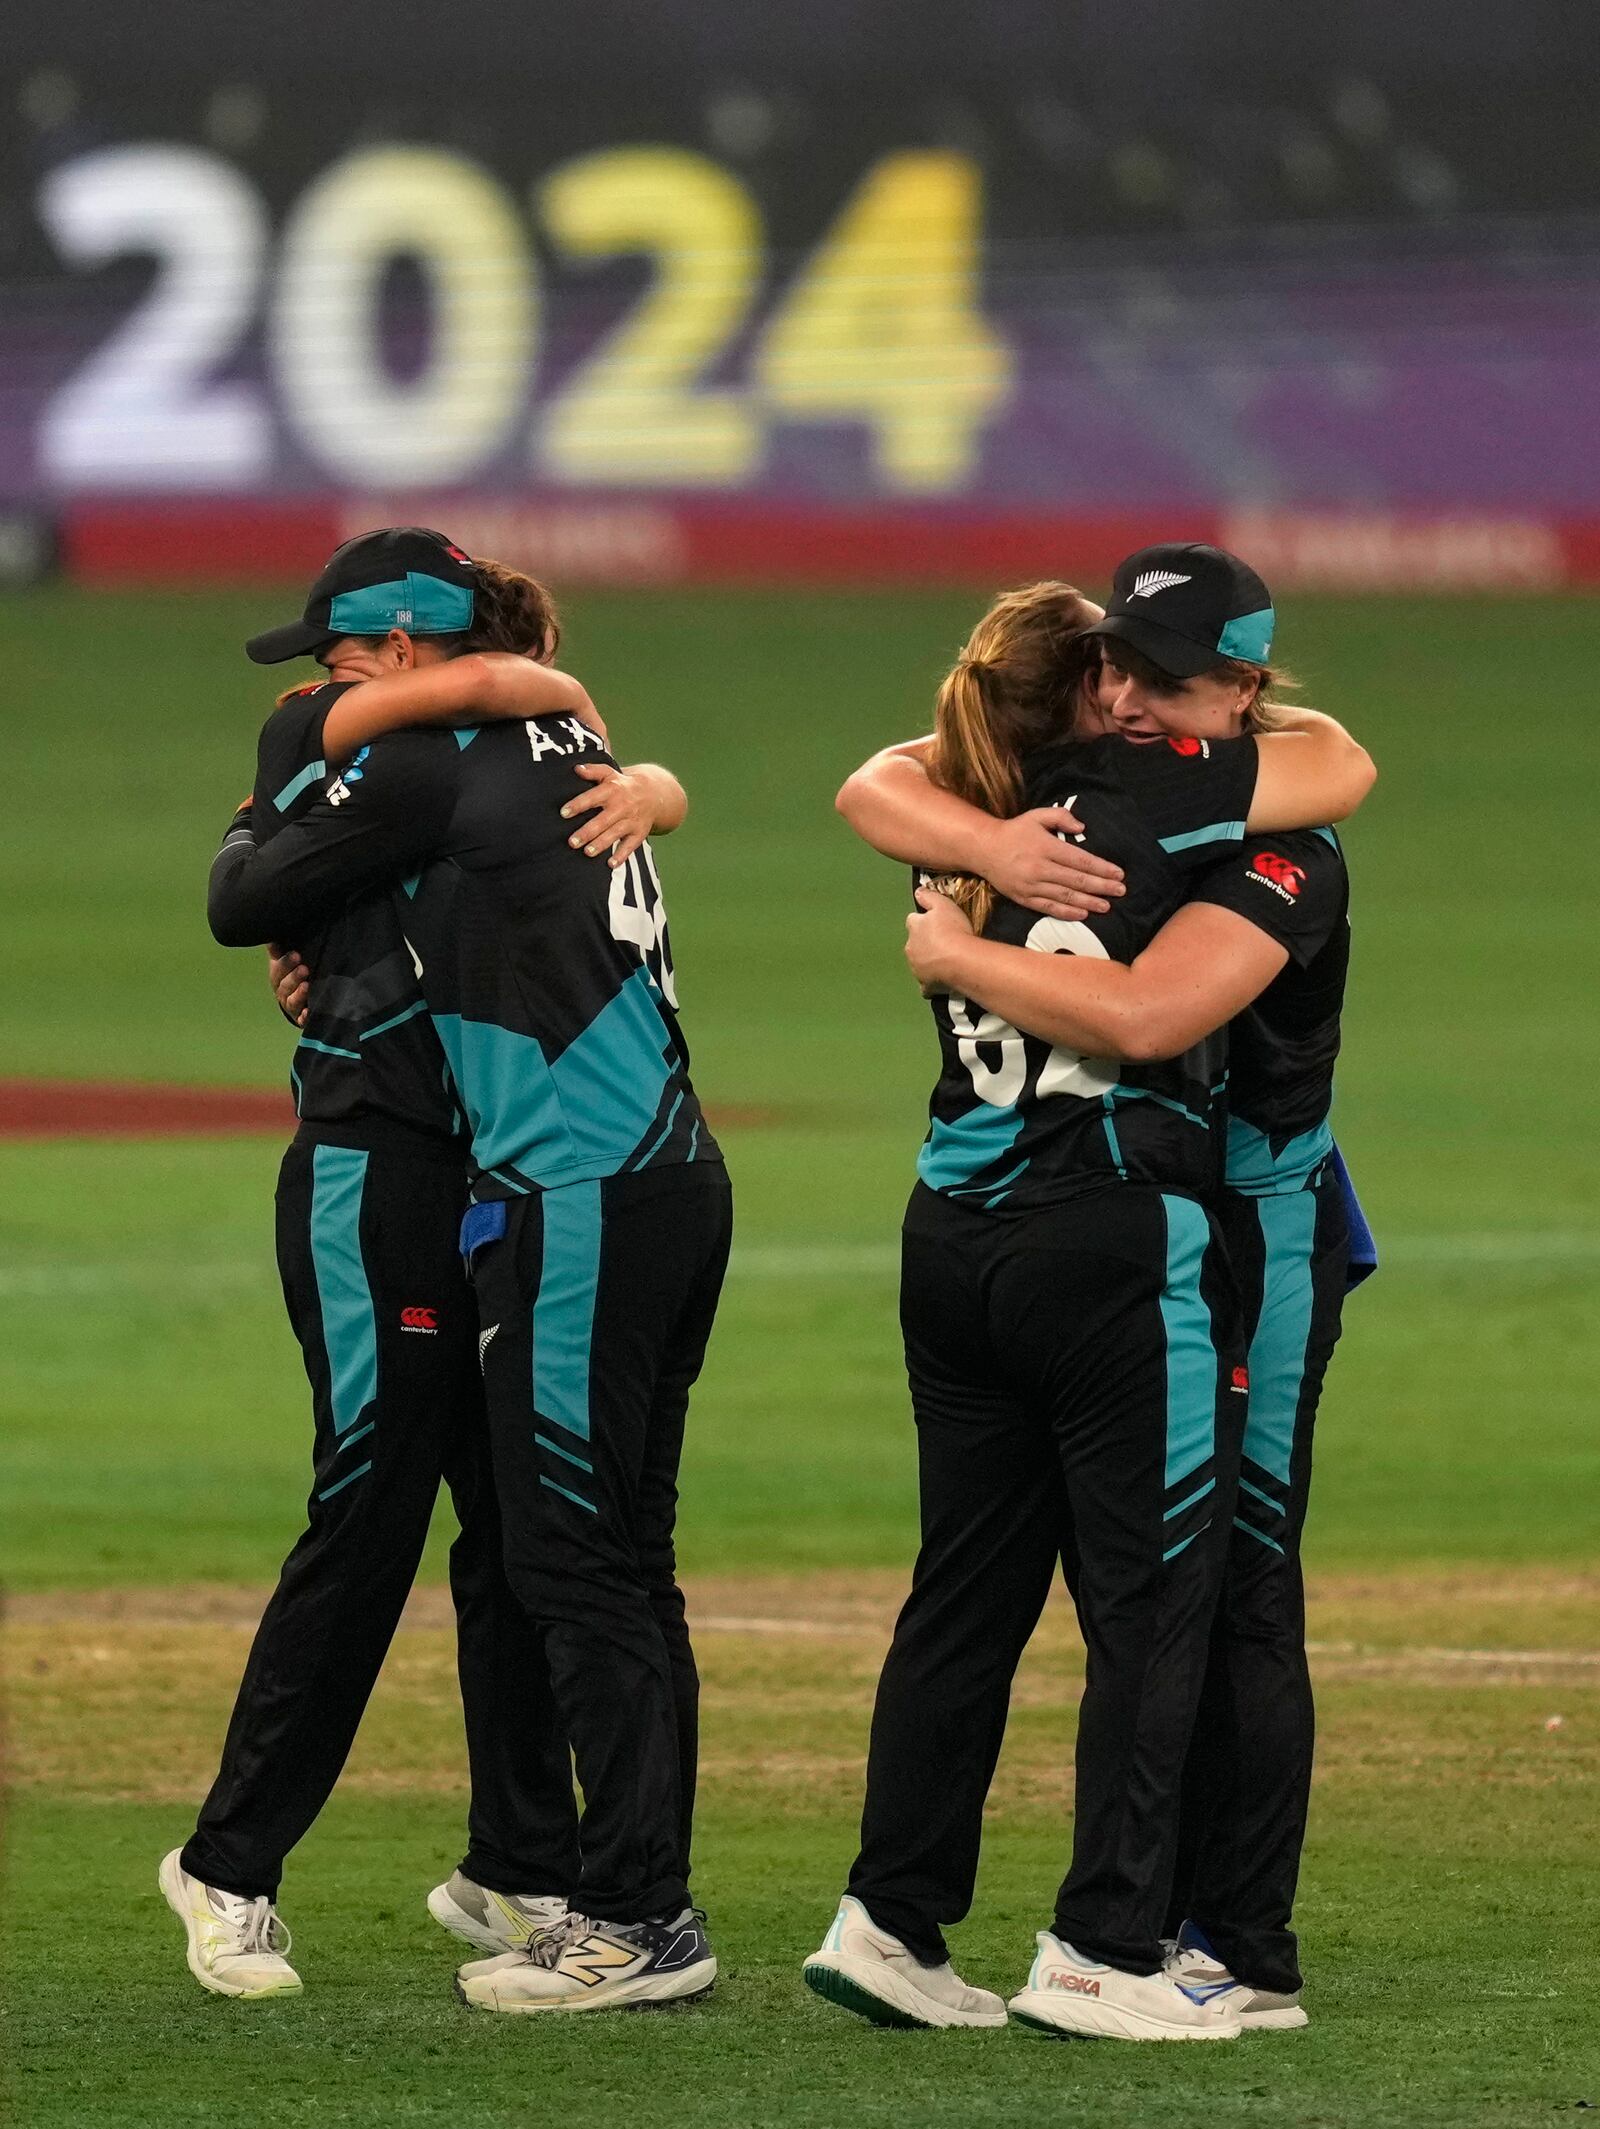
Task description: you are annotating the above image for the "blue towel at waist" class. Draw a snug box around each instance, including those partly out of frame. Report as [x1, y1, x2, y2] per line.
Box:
[460, 1198, 509, 1259]
[1328, 1142, 1377, 1290]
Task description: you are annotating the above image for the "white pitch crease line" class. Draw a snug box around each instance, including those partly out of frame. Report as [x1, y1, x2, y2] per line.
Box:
[727, 1234, 1600, 1276]
[694, 1617, 1600, 1667]
[0, 1231, 1597, 1302]
[727, 1233, 1600, 1278]
[1304, 1641, 1600, 1668]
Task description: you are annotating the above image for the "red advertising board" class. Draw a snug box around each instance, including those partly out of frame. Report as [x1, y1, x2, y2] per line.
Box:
[59, 497, 1600, 592]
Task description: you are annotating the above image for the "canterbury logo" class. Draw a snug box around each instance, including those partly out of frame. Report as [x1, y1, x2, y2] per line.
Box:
[400, 1306, 438, 1333]
[1248, 851, 1307, 902]
[1129, 570, 1192, 598]
[563, 1935, 641, 1987]
[1046, 1971, 1102, 1996]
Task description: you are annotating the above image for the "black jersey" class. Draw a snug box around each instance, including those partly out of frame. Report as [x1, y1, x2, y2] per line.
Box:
[209, 712, 718, 1197]
[1189, 828, 1350, 1196]
[916, 732, 1260, 1214]
[224, 682, 465, 1154]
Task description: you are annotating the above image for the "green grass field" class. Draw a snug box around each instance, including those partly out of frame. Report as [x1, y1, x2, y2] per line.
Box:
[2, 585, 1597, 2126]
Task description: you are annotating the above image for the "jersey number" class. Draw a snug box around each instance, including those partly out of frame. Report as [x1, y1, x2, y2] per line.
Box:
[607, 846, 678, 1007]
[946, 917, 1118, 1106]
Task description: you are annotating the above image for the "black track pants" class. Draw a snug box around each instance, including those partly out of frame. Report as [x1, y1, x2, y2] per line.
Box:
[1165, 1173, 1349, 1994]
[848, 1182, 1243, 1977]
[470, 1160, 733, 1925]
[182, 1139, 580, 1902]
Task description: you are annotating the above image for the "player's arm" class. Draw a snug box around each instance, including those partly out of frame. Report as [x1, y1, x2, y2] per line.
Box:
[322, 654, 680, 865]
[319, 653, 605, 761]
[208, 732, 456, 948]
[904, 888, 1288, 1063]
[836, 738, 1126, 920]
[1248, 711, 1375, 829]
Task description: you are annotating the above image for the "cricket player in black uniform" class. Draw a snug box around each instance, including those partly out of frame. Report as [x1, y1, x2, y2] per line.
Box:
[1161, 820, 1353, 2030]
[884, 557, 1368, 2029]
[806, 562, 1374, 2039]
[206, 555, 730, 2014]
[162, 530, 685, 2001]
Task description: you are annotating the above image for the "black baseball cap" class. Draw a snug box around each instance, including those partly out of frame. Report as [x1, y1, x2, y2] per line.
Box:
[1083, 542, 1275, 678]
[245, 525, 482, 664]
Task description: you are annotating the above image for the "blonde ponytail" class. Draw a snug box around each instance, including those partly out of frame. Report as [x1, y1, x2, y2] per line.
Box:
[926, 583, 1101, 932]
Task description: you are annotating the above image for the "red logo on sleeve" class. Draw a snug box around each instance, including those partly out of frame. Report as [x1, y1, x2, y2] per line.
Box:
[1249, 852, 1306, 898]
[1166, 735, 1204, 757]
[1231, 1365, 1250, 1394]
[400, 1306, 439, 1334]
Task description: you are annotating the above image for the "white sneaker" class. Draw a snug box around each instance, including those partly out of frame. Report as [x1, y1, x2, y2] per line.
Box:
[1165, 1922, 1308, 2030]
[801, 1896, 1007, 2030]
[158, 1849, 302, 1999]
[1009, 1931, 1241, 2041]
[456, 1908, 716, 2014]
[427, 1869, 568, 1953]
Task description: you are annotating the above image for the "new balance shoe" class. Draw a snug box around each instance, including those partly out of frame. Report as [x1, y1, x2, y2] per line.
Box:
[1166, 1920, 1308, 2030]
[1009, 1931, 1241, 2042]
[456, 1907, 715, 2013]
[427, 1870, 568, 1954]
[158, 1849, 302, 2000]
[802, 1895, 1007, 2029]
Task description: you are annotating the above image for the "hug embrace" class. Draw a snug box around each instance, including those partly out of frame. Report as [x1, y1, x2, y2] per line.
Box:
[166, 526, 1373, 2043]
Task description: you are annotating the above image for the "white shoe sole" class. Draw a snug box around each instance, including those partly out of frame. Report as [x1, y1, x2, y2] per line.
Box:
[1241, 2003, 1309, 2030]
[427, 1882, 528, 1955]
[456, 1955, 717, 2014]
[803, 1952, 1008, 2030]
[1009, 1987, 1239, 2042]
[158, 1850, 302, 2001]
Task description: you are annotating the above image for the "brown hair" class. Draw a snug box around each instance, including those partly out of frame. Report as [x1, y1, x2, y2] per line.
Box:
[460, 556, 561, 661]
[926, 581, 1102, 928]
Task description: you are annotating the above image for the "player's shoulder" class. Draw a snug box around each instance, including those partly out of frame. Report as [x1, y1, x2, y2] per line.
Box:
[1096, 731, 1256, 781]
[253, 681, 353, 808]
[1018, 735, 1121, 807]
[1196, 826, 1347, 931]
[1237, 826, 1346, 894]
[257, 678, 349, 750]
[1250, 823, 1343, 865]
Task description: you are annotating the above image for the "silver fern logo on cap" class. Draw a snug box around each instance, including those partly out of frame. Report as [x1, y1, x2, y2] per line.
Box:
[1129, 570, 1192, 599]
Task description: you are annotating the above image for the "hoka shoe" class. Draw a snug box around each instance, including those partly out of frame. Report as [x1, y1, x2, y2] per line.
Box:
[1009, 1931, 1241, 2041]
[802, 1896, 1007, 2029]
[456, 1907, 716, 2013]
[427, 1870, 568, 1953]
[1166, 1920, 1308, 2030]
[158, 1849, 301, 1999]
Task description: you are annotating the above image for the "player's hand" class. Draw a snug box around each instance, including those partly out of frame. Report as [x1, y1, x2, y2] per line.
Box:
[985, 809, 1124, 919]
[905, 885, 975, 994]
[561, 764, 654, 866]
[268, 944, 310, 1029]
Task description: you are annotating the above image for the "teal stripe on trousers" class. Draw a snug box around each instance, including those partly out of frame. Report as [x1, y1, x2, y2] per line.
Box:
[1159, 1193, 1217, 1491]
[1244, 1190, 1319, 1487]
[532, 1180, 603, 1442]
[309, 1145, 378, 1437]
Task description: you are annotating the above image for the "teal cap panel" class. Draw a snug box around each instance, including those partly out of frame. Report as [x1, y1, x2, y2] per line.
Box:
[327, 573, 475, 636]
[1216, 605, 1274, 662]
